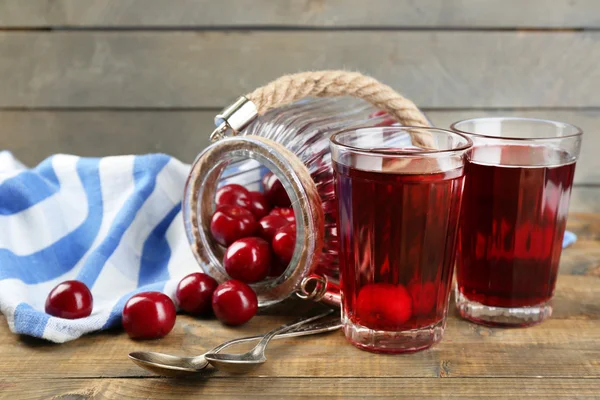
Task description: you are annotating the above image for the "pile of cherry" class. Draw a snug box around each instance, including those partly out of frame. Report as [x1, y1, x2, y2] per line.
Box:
[43, 172, 296, 340]
[212, 172, 296, 282]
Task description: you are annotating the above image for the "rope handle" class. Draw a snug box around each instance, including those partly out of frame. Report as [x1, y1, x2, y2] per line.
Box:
[247, 70, 430, 127]
[211, 70, 432, 147]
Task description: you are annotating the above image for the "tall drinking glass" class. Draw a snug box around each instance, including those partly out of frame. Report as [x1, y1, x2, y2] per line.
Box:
[451, 118, 582, 327]
[330, 127, 472, 353]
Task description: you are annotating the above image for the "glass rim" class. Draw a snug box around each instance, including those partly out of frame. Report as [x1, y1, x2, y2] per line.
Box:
[329, 126, 473, 156]
[450, 117, 583, 141]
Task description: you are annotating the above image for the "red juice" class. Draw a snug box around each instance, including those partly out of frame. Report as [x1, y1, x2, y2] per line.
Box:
[457, 145, 576, 309]
[334, 162, 465, 334]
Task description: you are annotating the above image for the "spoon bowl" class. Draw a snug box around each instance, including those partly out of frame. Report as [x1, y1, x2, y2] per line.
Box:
[129, 311, 340, 377]
[129, 351, 208, 377]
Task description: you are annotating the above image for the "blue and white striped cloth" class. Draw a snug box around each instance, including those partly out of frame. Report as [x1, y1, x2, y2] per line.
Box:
[0, 151, 200, 342]
[0, 151, 578, 343]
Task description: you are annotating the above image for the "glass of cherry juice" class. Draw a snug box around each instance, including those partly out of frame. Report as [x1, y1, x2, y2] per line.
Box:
[451, 117, 582, 327]
[330, 126, 472, 353]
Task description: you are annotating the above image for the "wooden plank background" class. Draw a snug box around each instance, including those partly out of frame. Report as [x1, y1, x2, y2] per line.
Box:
[1, 0, 600, 28]
[1, 31, 599, 109]
[0, 1, 597, 210]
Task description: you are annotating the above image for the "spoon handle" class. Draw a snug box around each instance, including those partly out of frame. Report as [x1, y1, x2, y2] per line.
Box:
[248, 309, 334, 358]
[207, 309, 339, 356]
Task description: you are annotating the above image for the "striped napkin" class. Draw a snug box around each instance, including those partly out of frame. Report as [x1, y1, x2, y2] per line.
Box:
[0, 151, 199, 342]
[0, 151, 578, 343]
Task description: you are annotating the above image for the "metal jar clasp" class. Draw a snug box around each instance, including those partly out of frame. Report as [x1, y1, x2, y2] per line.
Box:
[210, 97, 259, 142]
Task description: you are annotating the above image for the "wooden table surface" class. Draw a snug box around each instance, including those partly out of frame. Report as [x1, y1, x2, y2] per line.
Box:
[1, 213, 599, 399]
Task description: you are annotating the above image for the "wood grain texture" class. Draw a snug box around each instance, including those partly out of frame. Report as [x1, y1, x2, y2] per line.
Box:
[0, 215, 598, 398]
[1, 31, 599, 108]
[1, 109, 598, 185]
[1, 377, 599, 400]
[0, 273, 598, 380]
[0, 0, 599, 28]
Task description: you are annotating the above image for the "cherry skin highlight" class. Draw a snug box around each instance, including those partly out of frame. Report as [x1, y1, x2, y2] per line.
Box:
[248, 191, 271, 219]
[212, 280, 258, 326]
[215, 184, 251, 209]
[176, 273, 219, 315]
[257, 215, 290, 242]
[210, 205, 257, 246]
[45, 280, 93, 319]
[122, 292, 176, 339]
[224, 237, 271, 283]
[269, 207, 295, 223]
[272, 223, 296, 264]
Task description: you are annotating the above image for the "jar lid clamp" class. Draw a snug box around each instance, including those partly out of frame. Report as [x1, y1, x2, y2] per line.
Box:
[210, 96, 259, 142]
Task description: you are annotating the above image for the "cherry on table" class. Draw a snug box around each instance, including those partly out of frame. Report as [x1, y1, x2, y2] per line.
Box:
[215, 184, 251, 209]
[355, 283, 413, 330]
[257, 215, 289, 242]
[262, 172, 291, 207]
[248, 191, 271, 219]
[272, 223, 296, 264]
[176, 273, 219, 315]
[212, 280, 258, 326]
[224, 237, 271, 283]
[122, 292, 176, 339]
[45, 280, 93, 319]
[210, 205, 257, 246]
[269, 207, 295, 223]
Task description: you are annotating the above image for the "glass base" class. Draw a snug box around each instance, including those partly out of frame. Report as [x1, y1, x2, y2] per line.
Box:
[342, 315, 445, 354]
[455, 289, 552, 327]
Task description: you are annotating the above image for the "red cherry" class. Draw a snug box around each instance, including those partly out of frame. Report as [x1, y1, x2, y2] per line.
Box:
[408, 281, 437, 316]
[210, 205, 257, 246]
[224, 237, 271, 283]
[269, 207, 295, 223]
[215, 184, 251, 209]
[176, 273, 219, 315]
[247, 191, 271, 219]
[257, 215, 289, 242]
[212, 280, 258, 326]
[122, 292, 176, 339]
[355, 283, 413, 330]
[45, 280, 93, 319]
[272, 223, 296, 264]
[262, 172, 291, 207]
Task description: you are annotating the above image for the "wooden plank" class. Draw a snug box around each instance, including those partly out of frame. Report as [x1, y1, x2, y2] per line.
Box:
[1, 0, 599, 28]
[1, 377, 600, 400]
[0, 110, 216, 165]
[0, 274, 598, 379]
[1, 109, 599, 185]
[0, 32, 599, 108]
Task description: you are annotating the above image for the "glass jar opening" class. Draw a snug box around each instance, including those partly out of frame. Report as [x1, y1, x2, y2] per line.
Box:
[182, 136, 324, 307]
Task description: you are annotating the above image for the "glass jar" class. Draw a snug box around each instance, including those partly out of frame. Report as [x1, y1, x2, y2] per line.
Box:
[182, 97, 419, 307]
